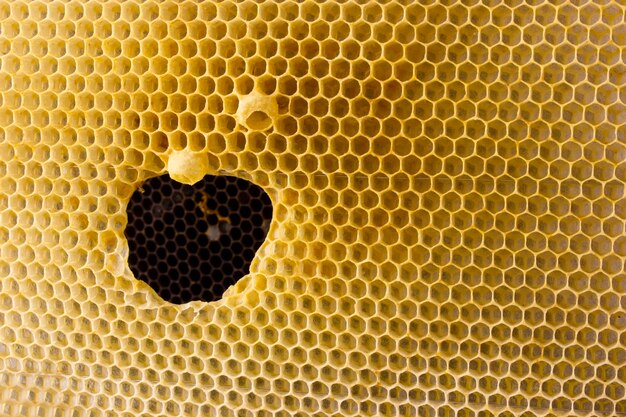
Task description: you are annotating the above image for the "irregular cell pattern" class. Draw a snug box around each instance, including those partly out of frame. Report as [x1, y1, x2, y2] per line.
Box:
[126, 174, 272, 304]
[0, 1, 625, 417]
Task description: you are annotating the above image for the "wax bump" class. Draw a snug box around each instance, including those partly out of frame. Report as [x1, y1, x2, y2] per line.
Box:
[236, 92, 278, 131]
[167, 150, 208, 185]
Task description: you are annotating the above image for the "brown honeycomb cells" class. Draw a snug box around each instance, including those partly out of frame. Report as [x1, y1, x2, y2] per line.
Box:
[126, 174, 272, 304]
[0, 1, 626, 417]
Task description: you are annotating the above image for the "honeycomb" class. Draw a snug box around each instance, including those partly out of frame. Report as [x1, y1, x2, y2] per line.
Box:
[0, 1, 625, 417]
[126, 174, 272, 304]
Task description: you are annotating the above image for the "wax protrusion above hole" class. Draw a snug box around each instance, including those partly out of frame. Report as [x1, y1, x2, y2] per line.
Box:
[168, 151, 209, 185]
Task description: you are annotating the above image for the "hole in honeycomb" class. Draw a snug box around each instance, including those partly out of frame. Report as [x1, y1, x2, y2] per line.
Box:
[125, 174, 273, 304]
[246, 110, 272, 130]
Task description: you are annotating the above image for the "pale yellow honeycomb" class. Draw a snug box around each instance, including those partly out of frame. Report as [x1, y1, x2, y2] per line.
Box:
[0, 1, 625, 416]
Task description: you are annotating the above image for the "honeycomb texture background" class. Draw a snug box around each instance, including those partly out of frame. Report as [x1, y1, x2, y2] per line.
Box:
[0, 1, 625, 417]
[126, 174, 272, 304]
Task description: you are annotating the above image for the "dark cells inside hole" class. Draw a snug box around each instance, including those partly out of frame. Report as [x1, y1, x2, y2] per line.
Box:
[126, 174, 273, 304]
